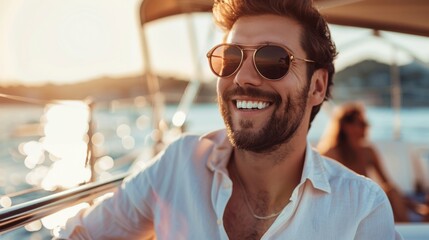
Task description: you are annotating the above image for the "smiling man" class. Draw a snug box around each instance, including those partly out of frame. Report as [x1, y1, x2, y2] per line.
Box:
[58, 0, 402, 239]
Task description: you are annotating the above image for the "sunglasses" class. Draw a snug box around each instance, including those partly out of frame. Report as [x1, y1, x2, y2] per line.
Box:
[206, 43, 315, 80]
[352, 119, 369, 128]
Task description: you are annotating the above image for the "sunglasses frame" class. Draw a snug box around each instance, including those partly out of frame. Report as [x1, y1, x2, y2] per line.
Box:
[206, 43, 315, 80]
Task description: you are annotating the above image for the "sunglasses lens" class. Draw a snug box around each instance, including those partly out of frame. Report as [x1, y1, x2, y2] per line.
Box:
[209, 45, 242, 77]
[255, 45, 290, 80]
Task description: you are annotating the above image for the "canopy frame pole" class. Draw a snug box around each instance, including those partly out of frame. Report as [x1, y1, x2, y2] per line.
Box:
[138, 0, 166, 154]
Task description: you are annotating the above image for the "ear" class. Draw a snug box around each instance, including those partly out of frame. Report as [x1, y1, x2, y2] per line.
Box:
[308, 68, 328, 106]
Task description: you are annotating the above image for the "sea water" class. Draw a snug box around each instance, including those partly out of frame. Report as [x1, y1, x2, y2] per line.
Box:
[168, 103, 429, 144]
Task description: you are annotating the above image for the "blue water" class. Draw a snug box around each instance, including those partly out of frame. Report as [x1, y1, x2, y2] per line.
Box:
[169, 103, 429, 144]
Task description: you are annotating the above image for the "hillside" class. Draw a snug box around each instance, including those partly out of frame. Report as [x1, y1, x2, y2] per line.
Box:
[333, 60, 429, 106]
[0, 75, 217, 104]
[1, 60, 428, 106]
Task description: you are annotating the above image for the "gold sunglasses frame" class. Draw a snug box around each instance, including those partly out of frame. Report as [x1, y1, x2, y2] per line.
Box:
[206, 43, 315, 80]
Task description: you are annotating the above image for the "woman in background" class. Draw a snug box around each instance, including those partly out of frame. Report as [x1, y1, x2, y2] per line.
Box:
[317, 102, 409, 222]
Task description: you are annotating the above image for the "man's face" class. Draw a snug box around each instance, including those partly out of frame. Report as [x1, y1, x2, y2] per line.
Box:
[216, 14, 312, 153]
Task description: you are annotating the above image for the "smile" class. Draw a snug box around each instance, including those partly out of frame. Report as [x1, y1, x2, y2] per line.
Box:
[235, 100, 271, 109]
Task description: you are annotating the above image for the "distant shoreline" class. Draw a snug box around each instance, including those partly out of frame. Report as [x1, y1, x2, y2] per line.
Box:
[1, 59, 429, 106]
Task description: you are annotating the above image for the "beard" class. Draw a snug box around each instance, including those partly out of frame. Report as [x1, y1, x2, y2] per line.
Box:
[219, 83, 309, 153]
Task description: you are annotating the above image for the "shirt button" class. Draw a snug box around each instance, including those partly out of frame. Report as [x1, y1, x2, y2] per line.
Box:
[217, 219, 222, 225]
[223, 182, 231, 189]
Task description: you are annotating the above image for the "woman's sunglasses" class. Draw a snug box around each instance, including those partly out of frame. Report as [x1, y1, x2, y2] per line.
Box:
[206, 43, 315, 80]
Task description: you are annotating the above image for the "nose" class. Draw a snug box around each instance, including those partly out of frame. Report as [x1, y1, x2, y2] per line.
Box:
[233, 51, 264, 87]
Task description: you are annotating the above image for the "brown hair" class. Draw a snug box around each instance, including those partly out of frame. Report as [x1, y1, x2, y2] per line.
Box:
[212, 0, 337, 127]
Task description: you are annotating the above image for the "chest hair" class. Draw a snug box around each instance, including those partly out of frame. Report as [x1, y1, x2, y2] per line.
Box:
[223, 190, 277, 240]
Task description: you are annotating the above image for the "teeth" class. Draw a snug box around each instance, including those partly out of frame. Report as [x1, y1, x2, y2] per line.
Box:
[236, 100, 269, 109]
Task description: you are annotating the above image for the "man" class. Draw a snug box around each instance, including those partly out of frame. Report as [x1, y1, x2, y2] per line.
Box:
[57, 0, 402, 239]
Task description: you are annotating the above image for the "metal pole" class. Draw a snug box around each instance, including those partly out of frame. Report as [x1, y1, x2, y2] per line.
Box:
[138, 0, 165, 154]
[390, 47, 402, 140]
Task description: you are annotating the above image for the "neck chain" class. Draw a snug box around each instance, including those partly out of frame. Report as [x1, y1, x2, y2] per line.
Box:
[233, 165, 282, 220]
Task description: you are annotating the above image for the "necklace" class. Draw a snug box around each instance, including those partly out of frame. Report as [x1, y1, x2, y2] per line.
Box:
[233, 165, 283, 220]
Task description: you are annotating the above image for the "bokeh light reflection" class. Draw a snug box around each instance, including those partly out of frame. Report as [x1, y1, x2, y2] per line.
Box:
[24, 220, 43, 232]
[136, 115, 150, 130]
[95, 156, 114, 173]
[116, 124, 131, 138]
[91, 132, 105, 146]
[21, 101, 92, 190]
[41, 158, 91, 190]
[122, 136, 135, 150]
[0, 195, 12, 208]
[42, 203, 90, 230]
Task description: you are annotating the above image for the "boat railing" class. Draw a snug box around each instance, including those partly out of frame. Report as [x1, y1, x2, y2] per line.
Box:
[0, 92, 150, 236]
[0, 170, 129, 234]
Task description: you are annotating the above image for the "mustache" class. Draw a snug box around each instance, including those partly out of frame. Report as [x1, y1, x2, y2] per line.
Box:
[222, 86, 282, 105]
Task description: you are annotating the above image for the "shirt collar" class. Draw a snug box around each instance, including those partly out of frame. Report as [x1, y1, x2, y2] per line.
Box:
[201, 129, 232, 172]
[299, 142, 331, 193]
[201, 130, 331, 193]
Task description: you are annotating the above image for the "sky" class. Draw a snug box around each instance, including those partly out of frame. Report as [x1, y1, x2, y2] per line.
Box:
[0, 0, 429, 86]
[0, 0, 143, 85]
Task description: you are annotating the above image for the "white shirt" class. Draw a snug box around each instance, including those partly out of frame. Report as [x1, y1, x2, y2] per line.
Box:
[58, 129, 403, 240]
